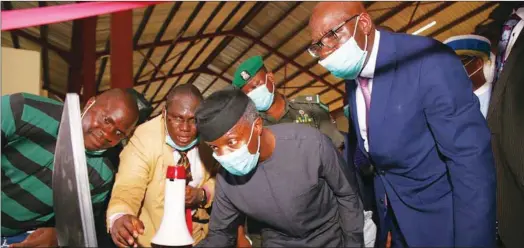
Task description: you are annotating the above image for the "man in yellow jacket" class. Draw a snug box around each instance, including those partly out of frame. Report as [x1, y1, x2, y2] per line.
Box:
[106, 84, 218, 247]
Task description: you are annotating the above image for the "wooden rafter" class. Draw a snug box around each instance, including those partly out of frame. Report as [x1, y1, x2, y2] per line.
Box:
[147, 2, 227, 101]
[143, 1, 206, 97]
[39, 2, 50, 90]
[201, 2, 303, 94]
[151, 2, 267, 112]
[134, 3, 181, 88]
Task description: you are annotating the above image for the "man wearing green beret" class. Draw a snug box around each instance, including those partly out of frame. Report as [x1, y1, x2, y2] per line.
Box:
[232, 55, 345, 247]
[233, 56, 344, 148]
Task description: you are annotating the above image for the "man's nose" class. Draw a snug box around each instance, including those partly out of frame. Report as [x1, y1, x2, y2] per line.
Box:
[180, 121, 191, 131]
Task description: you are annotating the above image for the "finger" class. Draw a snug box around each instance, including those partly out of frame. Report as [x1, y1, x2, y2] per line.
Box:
[113, 234, 129, 248]
[123, 219, 139, 239]
[9, 241, 25, 248]
[118, 226, 135, 246]
[131, 218, 145, 235]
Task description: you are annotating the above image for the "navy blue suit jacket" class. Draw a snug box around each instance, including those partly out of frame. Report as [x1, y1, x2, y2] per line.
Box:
[346, 31, 496, 247]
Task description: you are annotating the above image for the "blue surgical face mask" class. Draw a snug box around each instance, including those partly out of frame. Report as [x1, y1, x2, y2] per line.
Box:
[213, 121, 261, 176]
[319, 15, 368, 80]
[247, 74, 275, 111]
[343, 105, 350, 118]
[164, 110, 199, 151]
[82, 100, 107, 155]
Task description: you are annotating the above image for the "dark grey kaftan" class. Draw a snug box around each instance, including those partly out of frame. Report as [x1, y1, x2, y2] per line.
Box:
[196, 124, 364, 247]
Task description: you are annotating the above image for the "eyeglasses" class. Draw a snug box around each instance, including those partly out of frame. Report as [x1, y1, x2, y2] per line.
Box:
[308, 14, 359, 58]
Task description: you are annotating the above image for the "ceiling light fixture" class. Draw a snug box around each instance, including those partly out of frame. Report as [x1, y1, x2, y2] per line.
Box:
[412, 21, 437, 35]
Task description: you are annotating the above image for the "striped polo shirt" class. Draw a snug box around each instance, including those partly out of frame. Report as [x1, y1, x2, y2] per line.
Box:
[1, 93, 115, 237]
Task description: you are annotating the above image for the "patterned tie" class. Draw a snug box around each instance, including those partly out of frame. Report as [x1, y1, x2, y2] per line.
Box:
[495, 13, 521, 80]
[176, 151, 193, 234]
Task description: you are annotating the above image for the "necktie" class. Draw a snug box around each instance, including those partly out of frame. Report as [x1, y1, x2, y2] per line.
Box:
[359, 77, 372, 137]
[495, 13, 521, 80]
[177, 151, 193, 234]
[354, 77, 374, 173]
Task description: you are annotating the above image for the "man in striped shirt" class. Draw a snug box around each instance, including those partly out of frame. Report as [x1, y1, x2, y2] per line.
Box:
[1, 89, 139, 247]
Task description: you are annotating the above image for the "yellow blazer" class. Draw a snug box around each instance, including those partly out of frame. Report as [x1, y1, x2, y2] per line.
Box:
[106, 115, 218, 247]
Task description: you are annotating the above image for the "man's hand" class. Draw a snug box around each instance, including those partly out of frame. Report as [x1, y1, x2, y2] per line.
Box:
[10, 227, 58, 248]
[185, 186, 204, 208]
[110, 214, 144, 248]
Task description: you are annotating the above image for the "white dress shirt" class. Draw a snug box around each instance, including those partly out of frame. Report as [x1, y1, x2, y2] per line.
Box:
[108, 146, 204, 230]
[504, 8, 524, 61]
[356, 30, 381, 152]
[473, 82, 492, 119]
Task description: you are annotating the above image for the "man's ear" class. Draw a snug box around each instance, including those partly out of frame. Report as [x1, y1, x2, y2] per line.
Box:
[255, 117, 264, 135]
[359, 12, 374, 36]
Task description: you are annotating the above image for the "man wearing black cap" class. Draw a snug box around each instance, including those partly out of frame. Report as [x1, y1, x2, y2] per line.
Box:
[194, 89, 364, 248]
[233, 55, 347, 247]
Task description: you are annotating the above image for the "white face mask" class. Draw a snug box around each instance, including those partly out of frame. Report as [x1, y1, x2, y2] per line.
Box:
[212, 121, 261, 176]
[319, 15, 368, 80]
[247, 74, 275, 111]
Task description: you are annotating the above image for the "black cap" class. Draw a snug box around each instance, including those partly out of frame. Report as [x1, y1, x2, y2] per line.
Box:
[195, 88, 250, 142]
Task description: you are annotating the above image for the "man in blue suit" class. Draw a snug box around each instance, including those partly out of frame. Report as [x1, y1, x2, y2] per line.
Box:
[309, 2, 496, 247]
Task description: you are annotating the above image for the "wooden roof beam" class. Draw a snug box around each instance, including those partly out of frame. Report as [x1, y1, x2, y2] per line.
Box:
[152, 2, 266, 111]
[39, 2, 50, 91]
[201, 2, 303, 94]
[142, 2, 205, 95]
[134, 3, 182, 87]
[170, 1, 267, 94]
[147, 2, 227, 101]
[95, 5, 154, 93]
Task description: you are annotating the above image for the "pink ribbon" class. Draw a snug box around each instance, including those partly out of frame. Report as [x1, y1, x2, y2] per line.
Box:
[1, 1, 164, 31]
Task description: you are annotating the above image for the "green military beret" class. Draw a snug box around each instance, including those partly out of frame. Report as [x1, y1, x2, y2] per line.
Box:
[291, 95, 330, 112]
[232, 55, 264, 88]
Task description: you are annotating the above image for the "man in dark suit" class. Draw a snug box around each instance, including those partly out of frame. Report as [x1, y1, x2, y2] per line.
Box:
[309, 2, 496, 247]
[487, 6, 524, 248]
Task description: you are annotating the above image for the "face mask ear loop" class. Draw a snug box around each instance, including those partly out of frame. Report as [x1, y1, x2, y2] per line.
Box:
[81, 100, 95, 119]
[468, 65, 483, 78]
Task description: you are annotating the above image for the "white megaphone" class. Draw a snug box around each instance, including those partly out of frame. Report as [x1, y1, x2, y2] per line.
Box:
[151, 166, 194, 248]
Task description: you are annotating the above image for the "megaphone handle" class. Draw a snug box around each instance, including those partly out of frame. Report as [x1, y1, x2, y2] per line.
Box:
[185, 209, 193, 234]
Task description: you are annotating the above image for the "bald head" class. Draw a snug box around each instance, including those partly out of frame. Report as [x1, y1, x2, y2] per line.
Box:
[82, 88, 139, 151]
[309, 1, 376, 65]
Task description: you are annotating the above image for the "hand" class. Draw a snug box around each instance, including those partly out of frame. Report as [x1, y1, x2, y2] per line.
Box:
[110, 214, 144, 248]
[10, 227, 58, 248]
[185, 186, 203, 208]
[237, 234, 252, 248]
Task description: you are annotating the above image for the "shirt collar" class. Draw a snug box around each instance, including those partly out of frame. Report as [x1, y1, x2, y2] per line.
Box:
[515, 7, 524, 19]
[474, 81, 493, 97]
[359, 30, 381, 79]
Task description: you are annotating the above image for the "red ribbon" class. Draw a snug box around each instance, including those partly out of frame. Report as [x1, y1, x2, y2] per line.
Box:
[1, 1, 164, 31]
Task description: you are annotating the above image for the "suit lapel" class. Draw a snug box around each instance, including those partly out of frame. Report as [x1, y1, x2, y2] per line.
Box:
[369, 31, 397, 152]
[488, 31, 524, 121]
